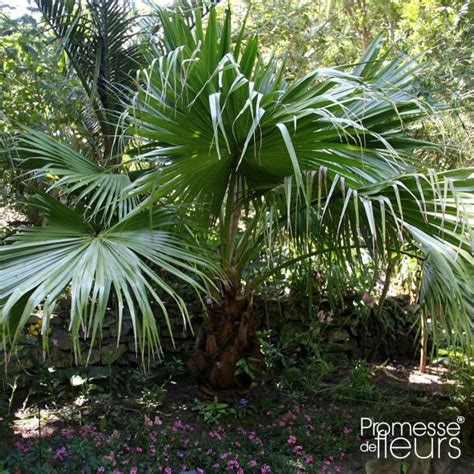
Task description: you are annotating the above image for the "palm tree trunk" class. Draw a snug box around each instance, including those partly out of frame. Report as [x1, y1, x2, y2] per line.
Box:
[188, 170, 262, 397]
[187, 293, 262, 397]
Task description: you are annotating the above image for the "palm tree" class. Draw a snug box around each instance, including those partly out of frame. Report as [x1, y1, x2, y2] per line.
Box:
[34, 0, 222, 160]
[0, 129, 218, 363]
[0, 6, 472, 395]
[128, 7, 473, 394]
[34, 0, 145, 161]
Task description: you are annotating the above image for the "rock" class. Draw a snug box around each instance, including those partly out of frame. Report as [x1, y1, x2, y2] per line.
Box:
[365, 442, 474, 474]
[109, 320, 133, 338]
[50, 315, 66, 327]
[48, 347, 73, 368]
[2, 346, 39, 371]
[50, 330, 72, 351]
[365, 459, 401, 474]
[76, 348, 100, 365]
[329, 329, 350, 342]
[327, 342, 352, 353]
[173, 328, 192, 340]
[27, 315, 41, 325]
[101, 344, 127, 365]
[101, 314, 116, 328]
[406, 441, 471, 474]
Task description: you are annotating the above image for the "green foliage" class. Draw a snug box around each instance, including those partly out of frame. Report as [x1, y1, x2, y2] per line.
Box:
[332, 361, 383, 402]
[192, 396, 237, 423]
[127, 369, 168, 409]
[0, 13, 83, 136]
[163, 356, 186, 378]
[235, 356, 260, 382]
[0, 380, 16, 459]
[34, 0, 145, 159]
[2, 395, 363, 472]
[442, 352, 474, 451]
[236, 0, 473, 169]
[259, 328, 335, 396]
[129, 5, 473, 356]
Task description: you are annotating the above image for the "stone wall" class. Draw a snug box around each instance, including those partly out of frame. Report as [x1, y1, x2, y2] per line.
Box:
[0, 291, 418, 384]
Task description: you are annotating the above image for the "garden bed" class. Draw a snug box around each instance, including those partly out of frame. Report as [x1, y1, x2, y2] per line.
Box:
[2, 363, 473, 473]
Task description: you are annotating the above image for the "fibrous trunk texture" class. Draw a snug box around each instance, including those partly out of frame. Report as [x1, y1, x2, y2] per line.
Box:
[188, 295, 261, 398]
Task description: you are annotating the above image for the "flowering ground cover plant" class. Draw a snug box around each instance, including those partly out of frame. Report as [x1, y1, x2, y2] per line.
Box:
[3, 398, 366, 473]
[3, 358, 471, 474]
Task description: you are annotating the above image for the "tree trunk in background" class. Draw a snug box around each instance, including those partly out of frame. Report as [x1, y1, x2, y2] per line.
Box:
[419, 311, 428, 373]
[187, 294, 262, 399]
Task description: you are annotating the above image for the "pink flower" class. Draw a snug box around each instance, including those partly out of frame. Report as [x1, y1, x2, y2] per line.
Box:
[97, 468, 105, 473]
[14, 441, 31, 454]
[54, 447, 68, 461]
[249, 460, 257, 468]
[109, 430, 120, 440]
[324, 457, 333, 465]
[164, 469, 172, 474]
[261, 465, 271, 474]
[209, 430, 223, 440]
[129, 468, 138, 474]
[343, 426, 352, 434]
[79, 424, 95, 437]
[154, 416, 163, 426]
[227, 459, 240, 470]
[61, 428, 75, 439]
[362, 292, 375, 308]
[104, 452, 116, 465]
[304, 454, 313, 464]
[287, 435, 297, 445]
[293, 445, 304, 455]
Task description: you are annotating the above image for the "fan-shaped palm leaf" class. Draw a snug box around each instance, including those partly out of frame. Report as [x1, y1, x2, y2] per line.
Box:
[17, 129, 137, 224]
[0, 193, 217, 361]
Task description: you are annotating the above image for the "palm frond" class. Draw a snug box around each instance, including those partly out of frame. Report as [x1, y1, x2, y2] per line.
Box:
[129, 8, 473, 356]
[35, 0, 144, 158]
[17, 129, 137, 224]
[0, 193, 217, 361]
[129, 10, 432, 217]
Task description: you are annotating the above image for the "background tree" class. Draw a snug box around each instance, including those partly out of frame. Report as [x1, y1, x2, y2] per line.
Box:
[234, 0, 473, 169]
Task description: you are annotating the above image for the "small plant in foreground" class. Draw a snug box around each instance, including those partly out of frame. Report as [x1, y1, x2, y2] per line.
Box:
[192, 397, 237, 424]
[334, 361, 382, 402]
